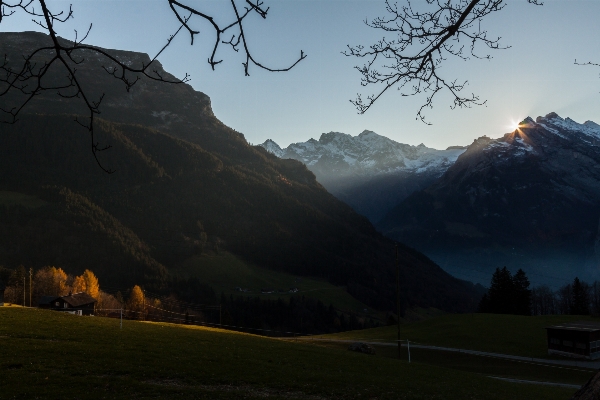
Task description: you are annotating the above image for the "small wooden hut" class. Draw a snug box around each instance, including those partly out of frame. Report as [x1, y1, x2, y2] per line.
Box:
[546, 321, 600, 360]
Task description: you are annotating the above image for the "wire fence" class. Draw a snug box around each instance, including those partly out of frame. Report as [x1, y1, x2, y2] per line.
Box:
[93, 289, 322, 338]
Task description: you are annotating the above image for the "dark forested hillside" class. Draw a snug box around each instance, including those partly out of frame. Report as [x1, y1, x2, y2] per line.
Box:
[0, 32, 482, 313]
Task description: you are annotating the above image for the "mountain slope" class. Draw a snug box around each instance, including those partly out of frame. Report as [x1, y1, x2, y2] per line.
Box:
[260, 132, 465, 222]
[377, 113, 600, 284]
[0, 31, 481, 311]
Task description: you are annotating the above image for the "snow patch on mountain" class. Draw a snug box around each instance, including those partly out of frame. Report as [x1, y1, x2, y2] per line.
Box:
[536, 112, 600, 142]
[468, 112, 600, 164]
[260, 130, 466, 177]
[261, 139, 284, 158]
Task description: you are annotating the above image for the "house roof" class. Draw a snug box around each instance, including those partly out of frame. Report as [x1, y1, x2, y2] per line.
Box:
[38, 296, 58, 305]
[60, 292, 97, 307]
[546, 321, 600, 332]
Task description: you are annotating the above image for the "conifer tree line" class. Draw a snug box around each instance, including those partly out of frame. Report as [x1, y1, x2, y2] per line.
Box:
[478, 267, 600, 316]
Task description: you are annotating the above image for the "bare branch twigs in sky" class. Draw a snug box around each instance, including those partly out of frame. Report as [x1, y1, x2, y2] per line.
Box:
[0, 0, 306, 172]
[345, 0, 541, 124]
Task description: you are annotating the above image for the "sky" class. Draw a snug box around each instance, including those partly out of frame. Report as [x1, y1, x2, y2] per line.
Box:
[2, 0, 600, 149]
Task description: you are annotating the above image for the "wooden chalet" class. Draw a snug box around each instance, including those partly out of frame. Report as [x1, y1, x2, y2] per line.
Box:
[42, 292, 97, 316]
[546, 321, 600, 360]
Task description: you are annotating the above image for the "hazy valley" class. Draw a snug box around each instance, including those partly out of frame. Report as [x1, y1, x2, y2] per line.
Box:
[263, 114, 600, 288]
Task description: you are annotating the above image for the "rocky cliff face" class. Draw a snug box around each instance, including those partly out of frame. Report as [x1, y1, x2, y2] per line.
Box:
[260, 131, 465, 222]
[0, 31, 250, 161]
[377, 113, 600, 284]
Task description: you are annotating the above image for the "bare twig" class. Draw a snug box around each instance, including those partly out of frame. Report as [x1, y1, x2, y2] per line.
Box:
[345, 0, 541, 123]
[0, 0, 306, 172]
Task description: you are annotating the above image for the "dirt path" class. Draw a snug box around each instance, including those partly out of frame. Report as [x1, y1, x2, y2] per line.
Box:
[487, 376, 582, 389]
[291, 337, 600, 370]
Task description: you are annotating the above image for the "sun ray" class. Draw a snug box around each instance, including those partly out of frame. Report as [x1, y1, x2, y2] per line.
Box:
[507, 119, 521, 132]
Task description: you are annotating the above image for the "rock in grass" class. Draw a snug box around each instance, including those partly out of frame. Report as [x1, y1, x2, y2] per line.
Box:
[571, 369, 600, 400]
[347, 342, 376, 355]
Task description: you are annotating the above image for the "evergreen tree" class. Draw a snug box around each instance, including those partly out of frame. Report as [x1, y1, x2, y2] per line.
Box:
[512, 269, 532, 316]
[487, 267, 514, 314]
[480, 267, 531, 315]
[571, 277, 590, 315]
[477, 293, 490, 313]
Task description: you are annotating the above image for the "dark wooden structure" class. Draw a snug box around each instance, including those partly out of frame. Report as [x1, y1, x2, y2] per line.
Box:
[40, 292, 97, 316]
[546, 321, 600, 360]
[38, 296, 58, 309]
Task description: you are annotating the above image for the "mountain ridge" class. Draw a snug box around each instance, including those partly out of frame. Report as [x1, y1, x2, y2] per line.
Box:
[259, 131, 466, 222]
[377, 112, 600, 285]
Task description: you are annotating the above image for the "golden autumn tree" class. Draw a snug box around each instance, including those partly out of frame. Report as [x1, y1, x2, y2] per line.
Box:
[71, 275, 86, 293]
[128, 285, 145, 320]
[34, 266, 69, 297]
[81, 270, 99, 299]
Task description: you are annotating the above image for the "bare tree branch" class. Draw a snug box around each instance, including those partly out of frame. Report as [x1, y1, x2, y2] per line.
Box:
[0, 0, 306, 172]
[345, 0, 541, 124]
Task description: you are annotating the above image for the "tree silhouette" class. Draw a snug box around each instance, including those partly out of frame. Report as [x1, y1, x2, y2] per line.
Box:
[0, 0, 305, 171]
[345, 0, 545, 122]
[571, 277, 590, 315]
[485, 266, 513, 314]
[512, 269, 531, 316]
[479, 266, 531, 315]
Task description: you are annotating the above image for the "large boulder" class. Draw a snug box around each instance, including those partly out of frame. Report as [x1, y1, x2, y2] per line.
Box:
[571, 370, 600, 400]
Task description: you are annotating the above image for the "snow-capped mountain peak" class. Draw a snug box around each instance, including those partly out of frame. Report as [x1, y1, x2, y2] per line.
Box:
[260, 139, 284, 158]
[534, 112, 600, 141]
[258, 130, 466, 222]
[260, 130, 466, 177]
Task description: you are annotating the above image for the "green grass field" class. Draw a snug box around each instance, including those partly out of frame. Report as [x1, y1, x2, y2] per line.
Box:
[308, 340, 594, 387]
[318, 313, 598, 358]
[179, 253, 374, 315]
[0, 191, 46, 208]
[0, 307, 581, 399]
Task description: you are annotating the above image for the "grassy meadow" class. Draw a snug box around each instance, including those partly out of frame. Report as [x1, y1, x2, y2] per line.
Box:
[0, 307, 583, 399]
[307, 341, 594, 388]
[318, 313, 598, 358]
